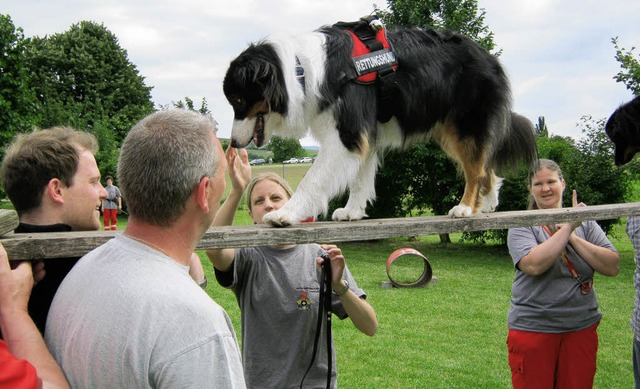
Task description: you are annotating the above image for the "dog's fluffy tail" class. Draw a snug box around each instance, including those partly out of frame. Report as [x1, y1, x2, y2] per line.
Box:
[492, 112, 538, 174]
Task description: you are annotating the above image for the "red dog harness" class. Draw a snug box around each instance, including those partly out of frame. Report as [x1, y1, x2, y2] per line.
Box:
[346, 29, 397, 84]
[334, 16, 398, 85]
[334, 15, 399, 122]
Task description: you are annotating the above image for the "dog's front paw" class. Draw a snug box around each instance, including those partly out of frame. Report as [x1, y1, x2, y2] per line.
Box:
[262, 210, 298, 227]
[332, 207, 366, 221]
[448, 204, 473, 218]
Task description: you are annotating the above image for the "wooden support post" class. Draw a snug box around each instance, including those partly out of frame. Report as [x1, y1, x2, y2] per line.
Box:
[0, 209, 19, 237]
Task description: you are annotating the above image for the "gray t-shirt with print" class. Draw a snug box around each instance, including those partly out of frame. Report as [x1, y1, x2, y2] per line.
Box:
[217, 244, 365, 389]
[507, 221, 616, 333]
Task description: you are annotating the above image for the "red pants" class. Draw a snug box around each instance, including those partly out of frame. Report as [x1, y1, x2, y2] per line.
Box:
[507, 322, 599, 389]
[103, 209, 118, 230]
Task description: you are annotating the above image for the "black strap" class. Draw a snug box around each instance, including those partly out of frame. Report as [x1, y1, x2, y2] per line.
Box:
[300, 253, 332, 389]
[335, 16, 379, 51]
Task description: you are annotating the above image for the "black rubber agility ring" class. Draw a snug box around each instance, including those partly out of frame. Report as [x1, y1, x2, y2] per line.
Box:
[386, 248, 433, 288]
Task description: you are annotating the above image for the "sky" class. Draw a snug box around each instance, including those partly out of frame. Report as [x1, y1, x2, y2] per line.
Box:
[3, 0, 639, 145]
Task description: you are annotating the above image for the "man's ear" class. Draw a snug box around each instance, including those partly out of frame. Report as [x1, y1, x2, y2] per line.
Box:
[46, 178, 65, 204]
[194, 177, 211, 212]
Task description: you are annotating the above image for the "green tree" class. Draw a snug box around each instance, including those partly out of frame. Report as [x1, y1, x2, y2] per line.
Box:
[162, 96, 219, 135]
[25, 21, 154, 141]
[569, 116, 630, 220]
[23, 21, 154, 177]
[377, 0, 496, 52]
[268, 136, 304, 162]
[535, 116, 549, 137]
[612, 37, 640, 95]
[163, 96, 212, 116]
[369, 142, 463, 218]
[0, 15, 37, 150]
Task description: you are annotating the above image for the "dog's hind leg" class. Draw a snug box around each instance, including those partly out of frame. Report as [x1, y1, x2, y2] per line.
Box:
[433, 123, 490, 218]
[445, 137, 499, 218]
[448, 158, 483, 218]
[332, 150, 378, 221]
[450, 162, 501, 217]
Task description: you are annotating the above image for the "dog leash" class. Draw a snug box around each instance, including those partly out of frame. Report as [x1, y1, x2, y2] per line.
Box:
[300, 252, 333, 389]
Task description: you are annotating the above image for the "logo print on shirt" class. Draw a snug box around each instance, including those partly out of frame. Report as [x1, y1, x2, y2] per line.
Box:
[297, 290, 311, 310]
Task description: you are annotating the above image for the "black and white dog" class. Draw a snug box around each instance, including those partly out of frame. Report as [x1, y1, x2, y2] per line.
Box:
[223, 18, 537, 226]
[605, 95, 640, 165]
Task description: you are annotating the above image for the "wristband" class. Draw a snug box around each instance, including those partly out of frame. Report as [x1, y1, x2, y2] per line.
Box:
[332, 279, 349, 297]
[198, 276, 208, 290]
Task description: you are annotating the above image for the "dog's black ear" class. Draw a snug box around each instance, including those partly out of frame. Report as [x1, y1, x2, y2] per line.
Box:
[257, 62, 287, 113]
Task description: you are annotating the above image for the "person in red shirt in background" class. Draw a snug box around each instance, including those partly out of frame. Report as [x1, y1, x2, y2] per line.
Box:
[0, 242, 69, 389]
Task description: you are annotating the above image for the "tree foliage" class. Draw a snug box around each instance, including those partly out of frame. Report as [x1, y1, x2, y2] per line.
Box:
[17, 21, 155, 178]
[376, 0, 496, 52]
[25, 21, 154, 142]
[268, 136, 304, 162]
[366, 142, 463, 219]
[0, 15, 37, 150]
[612, 37, 640, 96]
[163, 96, 212, 115]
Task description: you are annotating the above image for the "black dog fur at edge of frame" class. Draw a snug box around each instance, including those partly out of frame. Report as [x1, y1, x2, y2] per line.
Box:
[605, 95, 640, 166]
[222, 15, 538, 227]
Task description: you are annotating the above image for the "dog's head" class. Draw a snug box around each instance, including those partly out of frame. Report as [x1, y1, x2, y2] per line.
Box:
[223, 42, 288, 148]
[605, 95, 640, 166]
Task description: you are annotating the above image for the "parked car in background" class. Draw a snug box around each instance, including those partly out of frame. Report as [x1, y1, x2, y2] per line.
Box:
[249, 158, 266, 165]
[283, 158, 299, 164]
[299, 157, 313, 163]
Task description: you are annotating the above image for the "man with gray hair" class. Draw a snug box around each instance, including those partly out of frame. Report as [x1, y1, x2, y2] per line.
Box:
[45, 109, 245, 388]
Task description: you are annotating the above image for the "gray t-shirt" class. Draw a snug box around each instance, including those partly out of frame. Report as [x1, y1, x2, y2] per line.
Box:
[45, 234, 246, 388]
[217, 244, 365, 389]
[507, 221, 616, 333]
[103, 185, 122, 209]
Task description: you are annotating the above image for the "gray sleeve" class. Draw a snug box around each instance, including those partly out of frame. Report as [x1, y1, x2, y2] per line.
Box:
[213, 261, 234, 288]
[507, 227, 538, 270]
[581, 220, 616, 252]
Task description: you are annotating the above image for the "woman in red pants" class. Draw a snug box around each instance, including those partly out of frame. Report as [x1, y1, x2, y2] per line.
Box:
[102, 176, 122, 230]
